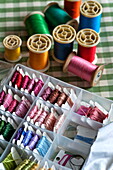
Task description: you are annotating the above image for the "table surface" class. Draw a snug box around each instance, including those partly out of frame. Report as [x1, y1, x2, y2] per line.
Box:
[0, 0, 113, 100]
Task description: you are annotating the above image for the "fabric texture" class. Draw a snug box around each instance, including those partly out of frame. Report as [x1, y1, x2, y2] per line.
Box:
[0, 0, 113, 100]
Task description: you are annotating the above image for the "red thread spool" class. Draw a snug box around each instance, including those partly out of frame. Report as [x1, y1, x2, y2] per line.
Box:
[76, 28, 100, 63]
[63, 52, 104, 86]
[64, 0, 82, 19]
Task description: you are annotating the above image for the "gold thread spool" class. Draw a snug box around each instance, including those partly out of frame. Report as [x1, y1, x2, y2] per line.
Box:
[27, 34, 51, 72]
[3, 35, 22, 62]
[52, 24, 76, 63]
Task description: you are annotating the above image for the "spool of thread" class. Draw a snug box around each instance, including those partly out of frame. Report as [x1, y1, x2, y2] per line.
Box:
[79, 0, 102, 33]
[52, 24, 76, 63]
[43, 2, 78, 31]
[63, 52, 104, 86]
[24, 11, 52, 42]
[76, 28, 100, 63]
[64, 0, 82, 19]
[27, 34, 51, 72]
[3, 35, 22, 62]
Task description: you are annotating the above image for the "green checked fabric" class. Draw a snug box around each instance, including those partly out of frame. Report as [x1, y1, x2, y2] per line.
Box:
[0, 0, 113, 100]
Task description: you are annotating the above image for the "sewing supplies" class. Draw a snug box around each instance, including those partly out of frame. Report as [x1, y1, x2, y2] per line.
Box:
[41, 82, 55, 101]
[3, 35, 22, 62]
[44, 2, 78, 31]
[0, 63, 113, 169]
[64, 0, 82, 19]
[74, 125, 97, 145]
[76, 100, 108, 123]
[0, 146, 39, 170]
[63, 52, 104, 86]
[0, 86, 31, 118]
[54, 150, 85, 169]
[0, 86, 7, 105]
[76, 28, 100, 63]
[24, 11, 53, 42]
[34, 132, 52, 157]
[9, 67, 45, 95]
[52, 24, 76, 63]
[27, 34, 51, 72]
[79, 0, 102, 33]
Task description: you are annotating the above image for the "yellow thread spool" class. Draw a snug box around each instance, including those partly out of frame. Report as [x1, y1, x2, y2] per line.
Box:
[27, 34, 51, 72]
[3, 35, 22, 62]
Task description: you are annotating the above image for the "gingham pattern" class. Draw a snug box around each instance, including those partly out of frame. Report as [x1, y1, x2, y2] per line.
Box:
[0, 0, 113, 100]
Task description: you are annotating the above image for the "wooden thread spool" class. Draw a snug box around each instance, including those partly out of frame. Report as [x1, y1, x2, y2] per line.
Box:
[3, 35, 22, 62]
[52, 24, 76, 63]
[63, 52, 104, 86]
[79, 0, 102, 33]
[27, 34, 51, 72]
[43, 2, 78, 32]
[76, 28, 100, 64]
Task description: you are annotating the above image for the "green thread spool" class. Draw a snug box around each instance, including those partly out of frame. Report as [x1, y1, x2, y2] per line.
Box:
[0, 120, 6, 134]
[14, 159, 30, 170]
[2, 123, 15, 141]
[21, 160, 35, 170]
[24, 11, 53, 42]
[43, 2, 78, 31]
[2, 152, 17, 170]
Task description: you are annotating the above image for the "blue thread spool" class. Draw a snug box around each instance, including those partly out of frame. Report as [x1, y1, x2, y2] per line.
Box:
[52, 24, 76, 63]
[79, 0, 102, 33]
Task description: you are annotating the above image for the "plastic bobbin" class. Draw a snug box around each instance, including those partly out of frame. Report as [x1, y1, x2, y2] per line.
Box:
[76, 28, 100, 64]
[3, 35, 22, 62]
[27, 34, 51, 72]
[80, 0, 102, 18]
[43, 2, 78, 31]
[24, 11, 53, 43]
[52, 24, 76, 63]
[63, 52, 104, 86]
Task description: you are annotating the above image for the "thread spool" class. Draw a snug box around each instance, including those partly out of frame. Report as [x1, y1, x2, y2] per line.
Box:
[63, 52, 104, 86]
[64, 0, 82, 19]
[52, 24, 76, 63]
[27, 34, 51, 72]
[3, 35, 22, 62]
[43, 2, 78, 31]
[79, 0, 102, 33]
[24, 11, 53, 42]
[76, 28, 100, 63]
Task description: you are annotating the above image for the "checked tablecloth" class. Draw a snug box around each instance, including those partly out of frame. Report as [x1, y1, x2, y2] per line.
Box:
[0, 0, 113, 100]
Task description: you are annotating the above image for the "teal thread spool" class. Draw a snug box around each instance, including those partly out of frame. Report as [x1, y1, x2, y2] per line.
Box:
[24, 11, 53, 42]
[43, 2, 78, 31]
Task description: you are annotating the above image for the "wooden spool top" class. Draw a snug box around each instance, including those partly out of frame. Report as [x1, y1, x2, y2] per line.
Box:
[3, 35, 22, 50]
[27, 34, 51, 54]
[80, 0, 102, 18]
[53, 24, 76, 44]
[76, 28, 100, 47]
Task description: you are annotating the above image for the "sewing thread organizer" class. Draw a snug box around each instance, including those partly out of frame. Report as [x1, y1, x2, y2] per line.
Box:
[0, 64, 113, 170]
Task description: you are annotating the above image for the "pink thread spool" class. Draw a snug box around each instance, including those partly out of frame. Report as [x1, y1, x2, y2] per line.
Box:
[76, 28, 100, 63]
[63, 52, 104, 86]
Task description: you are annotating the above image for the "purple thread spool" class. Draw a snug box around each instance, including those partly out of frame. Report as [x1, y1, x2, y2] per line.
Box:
[15, 99, 31, 118]
[28, 134, 40, 150]
[14, 126, 24, 141]
[26, 79, 35, 93]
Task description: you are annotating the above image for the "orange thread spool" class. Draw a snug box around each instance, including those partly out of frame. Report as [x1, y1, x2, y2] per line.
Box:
[27, 34, 51, 72]
[64, 0, 82, 19]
